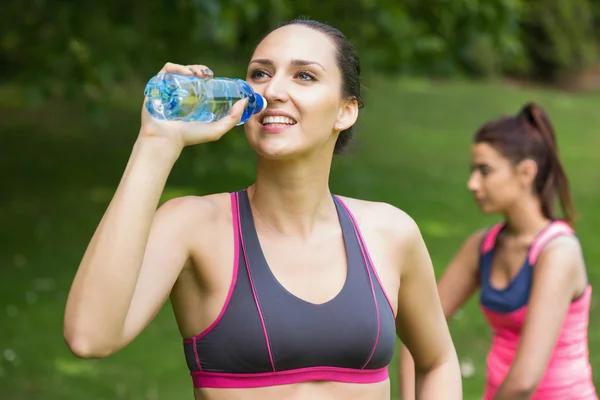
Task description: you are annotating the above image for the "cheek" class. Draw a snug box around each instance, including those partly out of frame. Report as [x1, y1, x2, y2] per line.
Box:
[296, 90, 340, 127]
[488, 175, 521, 200]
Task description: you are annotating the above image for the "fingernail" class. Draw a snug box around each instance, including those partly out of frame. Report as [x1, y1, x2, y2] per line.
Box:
[203, 68, 213, 76]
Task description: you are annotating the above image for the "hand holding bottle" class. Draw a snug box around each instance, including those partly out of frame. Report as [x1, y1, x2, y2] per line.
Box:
[139, 63, 250, 151]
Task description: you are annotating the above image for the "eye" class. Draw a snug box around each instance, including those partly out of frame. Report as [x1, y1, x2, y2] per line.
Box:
[471, 164, 491, 176]
[249, 69, 269, 80]
[296, 71, 316, 81]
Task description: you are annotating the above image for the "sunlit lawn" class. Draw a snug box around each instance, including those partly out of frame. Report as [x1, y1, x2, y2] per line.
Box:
[1, 73, 599, 399]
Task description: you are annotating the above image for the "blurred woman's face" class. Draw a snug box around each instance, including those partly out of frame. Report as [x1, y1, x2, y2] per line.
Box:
[468, 143, 527, 215]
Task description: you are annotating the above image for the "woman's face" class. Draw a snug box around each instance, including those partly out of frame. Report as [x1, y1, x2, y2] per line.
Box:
[244, 24, 357, 160]
[468, 142, 529, 215]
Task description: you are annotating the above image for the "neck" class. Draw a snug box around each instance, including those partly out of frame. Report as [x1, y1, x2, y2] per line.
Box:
[503, 196, 550, 238]
[248, 153, 337, 237]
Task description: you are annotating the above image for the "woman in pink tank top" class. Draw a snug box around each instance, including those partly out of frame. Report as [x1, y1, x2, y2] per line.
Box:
[399, 102, 597, 399]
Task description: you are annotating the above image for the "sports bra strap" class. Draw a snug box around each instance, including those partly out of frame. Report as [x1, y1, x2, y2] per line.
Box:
[480, 223, 503, 255]
[479, 220, 574, 263]
[528, 221, 574, 265]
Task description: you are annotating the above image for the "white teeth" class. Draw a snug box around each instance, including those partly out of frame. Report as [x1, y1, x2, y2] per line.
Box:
[261, 115, 296, 125]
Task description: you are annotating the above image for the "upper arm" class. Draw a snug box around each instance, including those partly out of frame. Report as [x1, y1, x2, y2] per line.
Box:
[121, 196, 213, 346]
[506, 235, 584, 389]
[436, 230, 485, 319]
[394, 214, 457, 371]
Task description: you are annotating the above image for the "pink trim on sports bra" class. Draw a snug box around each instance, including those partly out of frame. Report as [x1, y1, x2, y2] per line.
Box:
[191, 365, 389, 389]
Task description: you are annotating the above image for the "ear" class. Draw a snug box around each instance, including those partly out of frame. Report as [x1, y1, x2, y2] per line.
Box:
[334, 97, 359, 132]
[516, 159, 538, 187]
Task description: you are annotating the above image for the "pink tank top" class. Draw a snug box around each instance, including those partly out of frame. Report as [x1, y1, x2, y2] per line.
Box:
[479, 220, 597, 399]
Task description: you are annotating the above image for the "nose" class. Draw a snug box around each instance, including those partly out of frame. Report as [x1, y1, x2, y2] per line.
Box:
[262, 73, 289, 104]
[467, 171, 479, 192]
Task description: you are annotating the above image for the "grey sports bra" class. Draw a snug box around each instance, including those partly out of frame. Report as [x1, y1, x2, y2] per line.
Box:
[182, 190, 396, 389]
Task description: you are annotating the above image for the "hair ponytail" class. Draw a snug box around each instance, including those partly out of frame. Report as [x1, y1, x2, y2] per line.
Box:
[522, 103, 576, 225]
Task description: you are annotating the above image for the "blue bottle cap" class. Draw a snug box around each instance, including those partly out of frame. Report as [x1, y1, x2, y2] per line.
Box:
[254, 94, 268, 114]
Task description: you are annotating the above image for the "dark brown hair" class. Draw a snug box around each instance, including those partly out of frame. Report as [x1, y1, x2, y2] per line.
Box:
[474, 102, 576, 225]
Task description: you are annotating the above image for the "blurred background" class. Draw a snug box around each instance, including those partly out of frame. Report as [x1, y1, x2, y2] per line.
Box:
[2, 0, 600, 399]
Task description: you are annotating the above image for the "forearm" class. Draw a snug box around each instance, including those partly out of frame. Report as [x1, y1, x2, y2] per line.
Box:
[415, 352, 462, 400]
[493, 378, 535, 400]
[64, 138, 180, 355]
[494, 391, 532, 400]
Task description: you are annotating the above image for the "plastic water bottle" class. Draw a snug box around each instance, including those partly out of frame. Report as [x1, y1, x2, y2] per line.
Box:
[144, 73, 267, 125]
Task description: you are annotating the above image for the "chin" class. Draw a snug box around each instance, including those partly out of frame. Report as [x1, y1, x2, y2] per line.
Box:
[249, 137, 318, 162]
[479, 204, 503, 216]
[252, 140, 306, 160]
[244, 127, 295, 159]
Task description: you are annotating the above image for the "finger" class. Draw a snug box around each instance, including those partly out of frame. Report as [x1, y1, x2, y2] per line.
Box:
[187, 65, 214, 78]
[158, 62, 195, 75]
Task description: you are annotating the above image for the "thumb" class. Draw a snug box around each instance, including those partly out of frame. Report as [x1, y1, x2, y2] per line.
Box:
[182, 98, 250, 145]
[214, 98, 249, 131]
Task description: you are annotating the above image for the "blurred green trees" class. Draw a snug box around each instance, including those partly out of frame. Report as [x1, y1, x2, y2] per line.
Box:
[2, 0, 599, 103]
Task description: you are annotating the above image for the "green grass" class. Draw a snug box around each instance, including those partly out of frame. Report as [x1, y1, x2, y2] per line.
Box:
[1, 75, 600, 399]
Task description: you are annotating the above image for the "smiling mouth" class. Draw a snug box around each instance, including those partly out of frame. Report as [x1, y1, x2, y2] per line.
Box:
[261, 115, 297, 126]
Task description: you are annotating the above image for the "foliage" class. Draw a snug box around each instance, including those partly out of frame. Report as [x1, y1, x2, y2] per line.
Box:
[519, 0, 599, 81]
[2, 0, 599, 105]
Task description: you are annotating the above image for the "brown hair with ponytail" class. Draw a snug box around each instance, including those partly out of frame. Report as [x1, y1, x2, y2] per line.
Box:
[473, 102, 577, 225]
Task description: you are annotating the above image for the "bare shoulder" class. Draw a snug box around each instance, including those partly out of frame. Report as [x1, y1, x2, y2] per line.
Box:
[536, 233, 584, 270]
[540, 233, 582, 254]
[154, 192, 233, 237]
[462, 228, 487, 251]
[335, 196, 420, 246]
[156, 192, 231, 219]
[532, 232, 587, 300]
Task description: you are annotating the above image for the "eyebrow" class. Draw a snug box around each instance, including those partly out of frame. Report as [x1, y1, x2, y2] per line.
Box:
[470, 163, 490, 170]
[248, 58, 326, 71]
